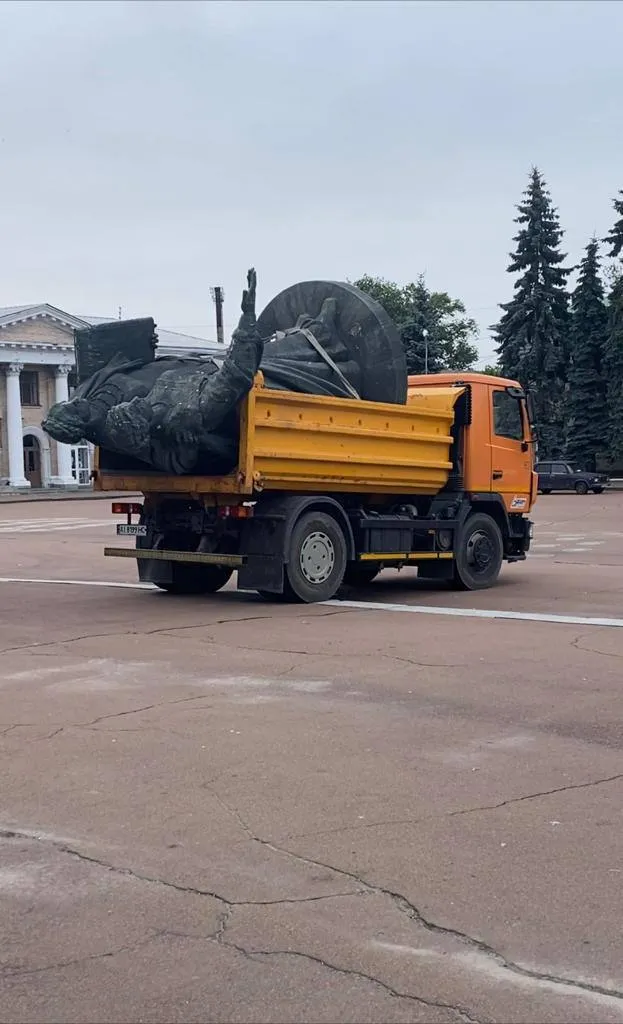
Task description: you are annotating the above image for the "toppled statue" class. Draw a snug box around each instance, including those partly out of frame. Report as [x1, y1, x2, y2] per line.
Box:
[43, 269, 406, 475]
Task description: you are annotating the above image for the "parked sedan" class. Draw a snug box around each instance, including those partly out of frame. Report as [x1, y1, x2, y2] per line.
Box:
[536, 461, 610, 495]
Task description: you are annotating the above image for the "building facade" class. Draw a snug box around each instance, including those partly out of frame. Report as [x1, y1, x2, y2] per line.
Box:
[0, 304, 221, 489]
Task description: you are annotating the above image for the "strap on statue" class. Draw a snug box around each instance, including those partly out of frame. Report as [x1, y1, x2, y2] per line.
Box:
[273, 328, 361, 400]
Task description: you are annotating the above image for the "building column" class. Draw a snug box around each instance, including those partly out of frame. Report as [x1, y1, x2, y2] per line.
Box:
[53, 364, 75, 485]
[5, 363, 29, 488]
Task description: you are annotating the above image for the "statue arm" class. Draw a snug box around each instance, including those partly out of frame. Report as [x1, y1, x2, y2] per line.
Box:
[158, 269, 263, 438]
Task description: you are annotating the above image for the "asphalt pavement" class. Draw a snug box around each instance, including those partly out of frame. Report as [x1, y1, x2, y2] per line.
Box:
[1, 493, 622, 1024]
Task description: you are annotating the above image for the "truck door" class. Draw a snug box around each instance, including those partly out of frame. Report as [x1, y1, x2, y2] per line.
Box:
[491, 388, 532, 511]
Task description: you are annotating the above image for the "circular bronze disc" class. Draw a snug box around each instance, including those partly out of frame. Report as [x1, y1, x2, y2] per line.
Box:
[257, 280, 407, 405]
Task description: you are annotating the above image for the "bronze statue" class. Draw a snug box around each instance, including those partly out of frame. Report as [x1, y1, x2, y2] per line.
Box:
[43, 269, 406, 475]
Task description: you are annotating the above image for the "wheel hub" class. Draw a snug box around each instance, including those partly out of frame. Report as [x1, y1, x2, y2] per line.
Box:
[466, 530, 493, 573]
[299, 531, 335, 584]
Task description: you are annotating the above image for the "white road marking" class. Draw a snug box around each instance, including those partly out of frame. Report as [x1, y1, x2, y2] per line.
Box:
[0, 518, 111, 534]
[0, 577, 621, 629]
[326, 598, 623, 629]
[0, 577, 154, 590]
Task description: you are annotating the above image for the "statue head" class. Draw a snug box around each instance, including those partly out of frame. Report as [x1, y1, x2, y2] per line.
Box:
[43, 398, 91, 444]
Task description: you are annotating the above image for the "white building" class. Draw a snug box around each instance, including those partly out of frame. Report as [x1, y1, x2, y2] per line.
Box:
[0, 304, 222, 489]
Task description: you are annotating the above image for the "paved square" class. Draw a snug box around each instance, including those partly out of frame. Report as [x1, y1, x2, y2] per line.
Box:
[1, 494, 622, 1023]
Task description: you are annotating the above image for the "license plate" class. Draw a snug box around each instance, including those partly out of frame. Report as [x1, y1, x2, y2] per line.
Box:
[116, 524, 147, 537]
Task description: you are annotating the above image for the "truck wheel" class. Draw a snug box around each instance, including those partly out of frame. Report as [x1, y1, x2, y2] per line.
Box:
[342, 564, 380, 587]
[453, 513, 503, 591]
[284, 511, 347, 603]
[575, 480, 589, 495]
[158, 564, 233, 595]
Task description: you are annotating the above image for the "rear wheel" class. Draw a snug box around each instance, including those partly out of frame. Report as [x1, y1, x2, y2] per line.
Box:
[453, 513, 503, 591]
[575, 480, 589, 495]
[158, 563, 233, 595]
[283, 511, 347, 603]
[139, 525, 234, 595]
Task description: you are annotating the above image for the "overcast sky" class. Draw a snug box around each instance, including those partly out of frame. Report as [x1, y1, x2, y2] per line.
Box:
[1, 0, 621, 363]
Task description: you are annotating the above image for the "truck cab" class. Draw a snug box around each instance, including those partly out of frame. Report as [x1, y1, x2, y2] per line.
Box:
[408, 372, 537, 513]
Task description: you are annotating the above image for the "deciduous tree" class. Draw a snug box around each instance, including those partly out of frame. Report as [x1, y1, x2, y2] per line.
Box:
[354, 275, 478, 375]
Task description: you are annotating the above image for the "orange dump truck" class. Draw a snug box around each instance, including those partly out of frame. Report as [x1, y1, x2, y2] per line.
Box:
[97, 370, 537, 603]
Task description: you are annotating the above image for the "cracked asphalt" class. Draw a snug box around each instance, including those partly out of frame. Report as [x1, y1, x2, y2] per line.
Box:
[1, 493, 622, 1024]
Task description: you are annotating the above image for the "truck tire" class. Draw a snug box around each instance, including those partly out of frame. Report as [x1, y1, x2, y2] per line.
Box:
[342, 563, 380, 587]
[284, 511, 347, 603]
[138, 526, 233, 595]
[575, 480, 589, 495]
[157, 563, 233, 595]
[453, 513, 503, 591]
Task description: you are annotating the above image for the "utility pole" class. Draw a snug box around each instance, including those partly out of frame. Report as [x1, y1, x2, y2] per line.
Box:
[210, 286, 225, 345]
[422, 328, 429, 374]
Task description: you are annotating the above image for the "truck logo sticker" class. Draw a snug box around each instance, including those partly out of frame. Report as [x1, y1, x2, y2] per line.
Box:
[511, 496, 527, 509]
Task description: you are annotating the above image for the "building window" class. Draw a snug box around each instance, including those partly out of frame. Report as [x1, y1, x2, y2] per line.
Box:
[20, 371, 40, 407]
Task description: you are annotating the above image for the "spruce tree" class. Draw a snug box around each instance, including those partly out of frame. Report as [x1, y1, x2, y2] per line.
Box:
[603, 190, 623, 462]
[566, 240, 608, 471]
[604, 190, 623, 258]
[492, 168, 570, 456]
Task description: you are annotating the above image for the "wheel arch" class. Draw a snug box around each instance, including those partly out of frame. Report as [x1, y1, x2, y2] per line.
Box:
[466, 494, 511, 541]
[253, 494, 355, 561]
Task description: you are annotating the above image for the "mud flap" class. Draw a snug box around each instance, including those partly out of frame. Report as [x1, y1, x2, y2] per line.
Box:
[236, 515, 287, 594]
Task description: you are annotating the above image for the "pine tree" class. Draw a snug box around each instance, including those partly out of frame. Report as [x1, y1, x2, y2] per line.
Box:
[605, 280, 623, 462]
[603, 190, 623, 258]
[492, 168, 570, 456]
[565, 240, 608, 471]
[603, 190, 623, 463]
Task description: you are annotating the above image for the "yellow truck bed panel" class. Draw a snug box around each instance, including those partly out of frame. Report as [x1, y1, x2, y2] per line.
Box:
[94, 379, 465, 497]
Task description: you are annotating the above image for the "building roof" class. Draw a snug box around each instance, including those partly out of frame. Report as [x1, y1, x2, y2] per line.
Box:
[78, 316, 219, 352]
[0, 304, 224, 355]
[0, 305, 34, 317]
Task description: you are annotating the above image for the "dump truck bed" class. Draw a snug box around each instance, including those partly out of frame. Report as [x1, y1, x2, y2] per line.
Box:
[94, 376, 465, 498]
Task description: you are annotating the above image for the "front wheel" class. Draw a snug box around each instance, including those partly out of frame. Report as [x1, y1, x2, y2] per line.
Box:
[284, 511, 347, 603]
[592, 487, 604, 495]
[452, 513, 504, 591]
[539, 488, 552, 495]
[575, 480, 589, 495]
